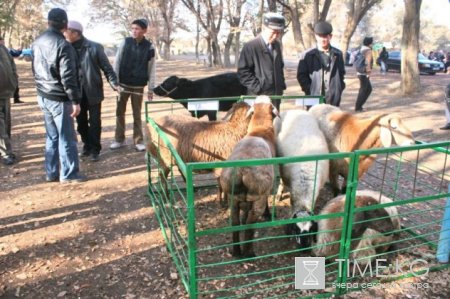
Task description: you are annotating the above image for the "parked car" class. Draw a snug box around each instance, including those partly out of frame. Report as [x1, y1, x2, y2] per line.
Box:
[386, 51, 442, 75]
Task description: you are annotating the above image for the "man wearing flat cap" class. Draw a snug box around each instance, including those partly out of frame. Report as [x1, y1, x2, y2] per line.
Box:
[297, 21, 346, 107]
[238, 12, 287, 110]
[110, 18, 156, 152]
[31, 8, 87, 183]
[64, 20, 119, 162]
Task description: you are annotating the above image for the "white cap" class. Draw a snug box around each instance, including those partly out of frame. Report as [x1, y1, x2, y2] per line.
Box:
[67, 20, 83, 33]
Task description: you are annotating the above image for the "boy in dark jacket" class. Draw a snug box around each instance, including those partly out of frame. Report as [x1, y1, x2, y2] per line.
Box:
[297, 21, 346, 107]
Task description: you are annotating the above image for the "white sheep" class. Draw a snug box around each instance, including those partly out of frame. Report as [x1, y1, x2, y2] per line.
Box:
[145, 101, 252, 192]
[274, 109, 330, 247]
[219, 95, 278, 257]
[309, 104, 415, 194]
[313, 190, 400, 266]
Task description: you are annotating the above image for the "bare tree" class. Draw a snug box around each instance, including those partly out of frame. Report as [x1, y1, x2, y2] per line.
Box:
[401, 0, 421, 95]
[157, 0, 182, 60]
[223, 0, 246, 67]
[182, 0, 224, 67]
[339, 0, 381, 62]
[277, 0, 306, 51]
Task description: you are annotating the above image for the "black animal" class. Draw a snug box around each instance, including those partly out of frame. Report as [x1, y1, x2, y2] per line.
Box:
[153, 72, 247, 121]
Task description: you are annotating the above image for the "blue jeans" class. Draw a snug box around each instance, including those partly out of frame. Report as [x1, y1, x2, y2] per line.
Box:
[38, 96, 80, 180]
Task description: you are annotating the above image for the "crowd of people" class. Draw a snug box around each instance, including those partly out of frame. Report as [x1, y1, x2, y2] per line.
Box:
[0, 8, 448, 180]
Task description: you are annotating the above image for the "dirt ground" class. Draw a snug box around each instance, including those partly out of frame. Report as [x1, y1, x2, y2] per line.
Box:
[1, 57, 450, 299]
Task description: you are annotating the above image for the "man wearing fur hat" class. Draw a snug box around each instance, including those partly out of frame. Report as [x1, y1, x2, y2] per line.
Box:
[297, 21, 346, 107]
[64, 20, 119, 162]
[110, 18, 156, 152]
[237, 12, 287, 110]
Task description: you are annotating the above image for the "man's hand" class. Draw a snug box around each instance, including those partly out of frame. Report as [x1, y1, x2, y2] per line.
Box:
[71, 104, 81, 118]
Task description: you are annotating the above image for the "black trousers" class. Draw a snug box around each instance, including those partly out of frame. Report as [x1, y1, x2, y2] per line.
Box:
[355, 75, 372, 111]
[76, 99, 102, 154]
[13, 86, 20, 101]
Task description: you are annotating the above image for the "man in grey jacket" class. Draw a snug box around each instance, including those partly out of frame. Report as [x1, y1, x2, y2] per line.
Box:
[0, 42, 18, 165]
[110, 18, 156, 152]
[297, 21, 346, 107]
[237, 12, 286, 110]
[65, 20, 119, 162]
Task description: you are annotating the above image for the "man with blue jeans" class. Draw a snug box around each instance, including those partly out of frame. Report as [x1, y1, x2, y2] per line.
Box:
[32, 8, 87, 183]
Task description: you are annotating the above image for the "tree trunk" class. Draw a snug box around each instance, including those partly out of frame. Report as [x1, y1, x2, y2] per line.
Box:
[339, 0, 382, 64]
[223, 32, 233, 67]
[290, 1, 306, 52]
[234, 31, 241, 67]
[401, 0, 421, 95]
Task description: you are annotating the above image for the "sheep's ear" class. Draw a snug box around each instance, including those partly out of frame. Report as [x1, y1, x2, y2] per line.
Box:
[245, 106, 254, 118]
[380, 125, 392, 147]
[272, 105, 280, 118]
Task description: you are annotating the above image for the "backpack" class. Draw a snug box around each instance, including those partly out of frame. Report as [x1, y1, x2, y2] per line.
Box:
[354, 50, 366, 73]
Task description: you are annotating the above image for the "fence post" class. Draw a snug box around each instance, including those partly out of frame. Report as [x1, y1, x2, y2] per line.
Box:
[436, 184, 450, 263]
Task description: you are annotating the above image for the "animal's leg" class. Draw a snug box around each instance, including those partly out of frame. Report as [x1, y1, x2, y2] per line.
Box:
[231, 202, 241, 257]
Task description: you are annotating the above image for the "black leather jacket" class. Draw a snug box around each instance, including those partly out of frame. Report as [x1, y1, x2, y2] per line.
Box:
[73, 37, 118, 105]
[32, 27, 81, 103]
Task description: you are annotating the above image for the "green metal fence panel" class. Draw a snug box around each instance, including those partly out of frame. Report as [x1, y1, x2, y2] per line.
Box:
[145, 98, 450, 298]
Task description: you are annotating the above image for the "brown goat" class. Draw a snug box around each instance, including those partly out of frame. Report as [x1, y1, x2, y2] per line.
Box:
[309, 104, 415, 194]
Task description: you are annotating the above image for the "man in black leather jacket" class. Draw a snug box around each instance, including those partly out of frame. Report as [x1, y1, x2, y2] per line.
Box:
[65, 20, 119, 162]
[31, 8, 86, 183]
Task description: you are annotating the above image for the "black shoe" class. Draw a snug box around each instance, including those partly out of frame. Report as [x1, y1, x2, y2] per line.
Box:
[79, 149, 90, 157]
[90, 153, 100, 162]
[355, 108, 365, 112]
[440, 123, 450, 130]
[13, 99, 24, 104]
[3, 156, 15, 165]
[60, 174, 88, 184]
[45, 176, 59, 182]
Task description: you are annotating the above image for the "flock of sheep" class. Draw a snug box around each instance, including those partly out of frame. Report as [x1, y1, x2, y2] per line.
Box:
[145, 96, 415, 261]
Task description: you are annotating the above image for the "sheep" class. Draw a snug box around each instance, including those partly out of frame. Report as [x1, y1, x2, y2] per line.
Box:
[312, 190, 400, 266]
[274, 110, 330, 248]
[219, 95, 278, 257]
[309, 104, 415, 194]
[145, 101, 252, 193]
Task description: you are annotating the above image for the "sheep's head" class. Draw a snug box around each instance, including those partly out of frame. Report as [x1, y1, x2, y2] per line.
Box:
[286, 211, 318, 249]
[379, 114, 415, 147]
[245, 95, 280, 119]
[222, 101, 251, 121]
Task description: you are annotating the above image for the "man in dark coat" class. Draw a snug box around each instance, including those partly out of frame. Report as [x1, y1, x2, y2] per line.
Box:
[237, 12, 286, 110]
[64, 20, 119, 161]
[0, 41, 18, 165]
[297, 21, 346, 107]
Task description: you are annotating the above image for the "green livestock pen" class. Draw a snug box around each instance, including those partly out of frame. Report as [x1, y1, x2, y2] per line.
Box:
[145, 97, 450, 298]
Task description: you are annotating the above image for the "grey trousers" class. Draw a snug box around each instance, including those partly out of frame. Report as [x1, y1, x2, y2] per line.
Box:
[114, 86, 144, 145]
[0, 98, 13, 158]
